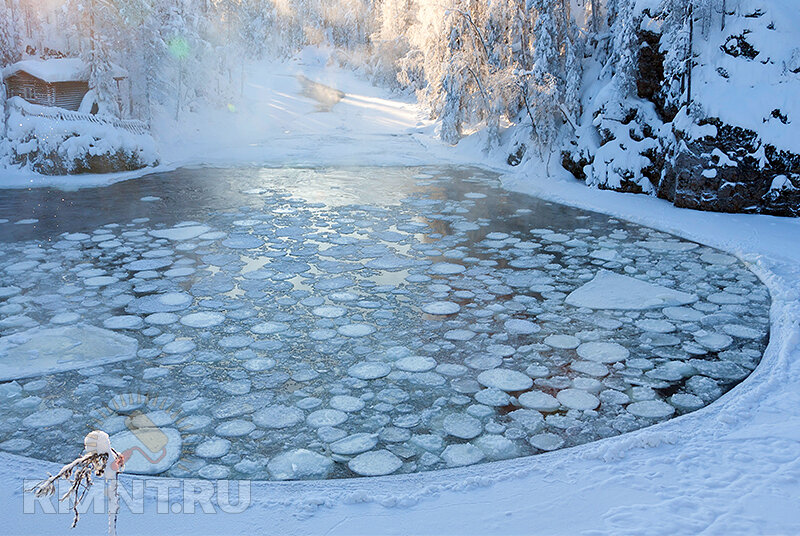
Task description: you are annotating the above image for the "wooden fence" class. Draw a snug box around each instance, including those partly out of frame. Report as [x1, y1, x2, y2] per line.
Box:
[9, 98, 149, 135]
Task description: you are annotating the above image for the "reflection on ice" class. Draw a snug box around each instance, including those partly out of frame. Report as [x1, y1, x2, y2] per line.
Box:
[0, 166, 770, 480]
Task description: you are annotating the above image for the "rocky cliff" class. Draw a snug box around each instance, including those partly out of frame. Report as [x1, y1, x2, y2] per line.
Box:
[562, 0, 799, 216]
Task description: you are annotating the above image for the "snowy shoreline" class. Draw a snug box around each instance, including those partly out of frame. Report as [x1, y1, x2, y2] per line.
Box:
[2, 56, 800, 535]
[2, 160, 799, 534]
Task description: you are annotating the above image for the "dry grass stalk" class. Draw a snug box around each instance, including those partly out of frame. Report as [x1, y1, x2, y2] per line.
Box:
[27, 431, 124, 534]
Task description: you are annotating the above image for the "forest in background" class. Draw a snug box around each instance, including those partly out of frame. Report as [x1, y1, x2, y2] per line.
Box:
[3, 0, 796, 217]
[0, 0, 703, 151]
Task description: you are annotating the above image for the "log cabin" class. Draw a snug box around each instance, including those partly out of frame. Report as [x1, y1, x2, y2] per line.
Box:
[2, 58, 128, 114]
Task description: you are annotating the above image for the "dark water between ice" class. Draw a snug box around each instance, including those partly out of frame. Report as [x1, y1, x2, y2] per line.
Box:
[0, 166, 591, 243]
[0, 166, 770, 480]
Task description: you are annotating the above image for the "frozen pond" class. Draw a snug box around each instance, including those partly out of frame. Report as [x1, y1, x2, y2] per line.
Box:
[0, 167, 770, 480]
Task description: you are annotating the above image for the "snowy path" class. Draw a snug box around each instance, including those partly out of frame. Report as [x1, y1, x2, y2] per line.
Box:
[0, 49, 446, 190]
[150, 49, 440, 171]
[2, 56, 800, 534]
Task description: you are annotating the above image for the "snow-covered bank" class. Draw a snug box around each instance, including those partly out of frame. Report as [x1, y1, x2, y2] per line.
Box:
[563, 0, 800, 216]
[0, 49, 454, 190]
[2, 145, 799, 535]
[1, 36, 799, 536]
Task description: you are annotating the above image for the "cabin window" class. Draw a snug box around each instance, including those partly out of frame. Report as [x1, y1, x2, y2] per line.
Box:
[23, 87, 35, 100]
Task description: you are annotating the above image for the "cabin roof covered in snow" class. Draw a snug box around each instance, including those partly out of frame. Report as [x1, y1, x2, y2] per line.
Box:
[2, 58, 127, 83]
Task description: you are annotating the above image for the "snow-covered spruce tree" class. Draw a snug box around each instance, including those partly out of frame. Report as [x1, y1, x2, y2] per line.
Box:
[63, 0, 121, 116]
[497, 0, 533, 124]
[584, 0, 602, 37]
[0, 0, 21, 141]
[505, 0, 533, 72]
[605, 0, 621, 33]
[164, 1, 194, 119]
[403, 0, 443, 102]
[401, 0, 583, 151]
[10, 0, 41, 51]
[581, 0, 663, 194]
[693, 0, 715, 39]
[156, 0, 212, 119]
[239, 0, 276, 59]
[413, 0, 462, 144]
[0, 0, 20, 66]
[593, 0, 642, 99]
[659, 0, 692, 117]
[450, 1, 503, 146]
[526, 0, 556, 151]
[115, 0, 177, 119]
[609, 0, 639, 98]
[204, 0, 246, 99]
[437, 7, 468, 145]
[264, 0, 310, 54]
[560, 1, 583, 124]
[371, 0, 417, 88]
[314, 0, 374, 50]
[113, 0, 160, 120]
[416, 0, 522, 147]
[480, 0, 522, 146]
[527, 0, 582, 152]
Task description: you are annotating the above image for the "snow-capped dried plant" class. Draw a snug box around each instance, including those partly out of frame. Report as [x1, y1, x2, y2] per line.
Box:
[28, 430, 125, 536]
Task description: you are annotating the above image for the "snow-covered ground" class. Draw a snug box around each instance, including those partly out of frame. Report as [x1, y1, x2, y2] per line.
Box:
[2, 52, 800, 535]
[691, 0, 800, 154]
[0, 48, 456, 190]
